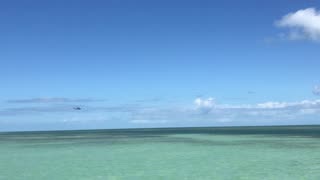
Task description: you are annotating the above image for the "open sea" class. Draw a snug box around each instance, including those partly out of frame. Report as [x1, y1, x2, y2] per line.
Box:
[1, 125, 320, 179]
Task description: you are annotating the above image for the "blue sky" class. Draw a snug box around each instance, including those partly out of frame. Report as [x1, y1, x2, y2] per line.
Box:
[1, 0, 320, 131]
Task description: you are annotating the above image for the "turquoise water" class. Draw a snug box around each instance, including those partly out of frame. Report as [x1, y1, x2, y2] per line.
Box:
[1, 126, 320, 179]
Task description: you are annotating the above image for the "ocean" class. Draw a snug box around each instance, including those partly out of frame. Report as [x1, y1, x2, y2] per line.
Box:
[1, 125, 320, 179]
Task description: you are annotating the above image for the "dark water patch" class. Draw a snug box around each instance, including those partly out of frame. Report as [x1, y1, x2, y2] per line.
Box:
[12, 133, 320, 150]
[1, 125, 320, 149]
[2, 125, 320, 139]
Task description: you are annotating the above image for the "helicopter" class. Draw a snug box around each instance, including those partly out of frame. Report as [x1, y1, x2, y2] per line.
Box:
[73, 107, 81, 110]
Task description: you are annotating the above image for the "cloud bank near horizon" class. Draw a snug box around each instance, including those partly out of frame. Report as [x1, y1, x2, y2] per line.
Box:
[1, 97, 320, 128]
[128, 97, 320, 126]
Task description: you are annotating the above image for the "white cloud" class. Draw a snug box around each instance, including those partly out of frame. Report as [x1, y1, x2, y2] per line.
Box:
[194, 97, 215, 110]
[276, 8, 320, 41]
[194, 97, 217, 115]
[313, 85, 320, 95]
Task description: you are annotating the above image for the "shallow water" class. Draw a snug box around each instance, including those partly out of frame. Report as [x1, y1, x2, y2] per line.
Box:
[1, 126, 320, 179]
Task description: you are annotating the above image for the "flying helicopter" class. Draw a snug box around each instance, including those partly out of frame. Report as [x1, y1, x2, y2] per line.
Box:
[73, 107, 81, 110]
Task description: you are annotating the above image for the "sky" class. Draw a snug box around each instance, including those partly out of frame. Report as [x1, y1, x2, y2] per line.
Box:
[1, 0, 320, 131]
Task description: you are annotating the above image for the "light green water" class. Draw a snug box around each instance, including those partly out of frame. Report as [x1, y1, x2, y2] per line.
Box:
[1, 126, 320, 179]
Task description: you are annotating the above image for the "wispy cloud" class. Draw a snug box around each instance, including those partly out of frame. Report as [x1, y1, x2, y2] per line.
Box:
[275, 8, 320, 42]
[130, 119, 168, 124]
[0, 105, 75, 116]
[7, 97, 102, 104]
[195, 98, 320, 110]
[0, 103, 144, 116]
[313, 85, 320, 95]
[247, 91, 255, 95]
[134, 98, 162, 103]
